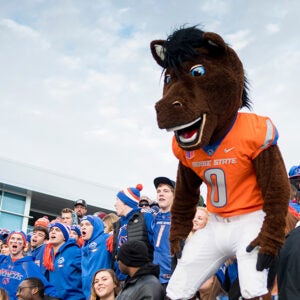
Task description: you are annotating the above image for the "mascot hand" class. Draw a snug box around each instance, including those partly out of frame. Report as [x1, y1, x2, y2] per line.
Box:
[246, 239, 276, 271]
[170, 238, 185, 258]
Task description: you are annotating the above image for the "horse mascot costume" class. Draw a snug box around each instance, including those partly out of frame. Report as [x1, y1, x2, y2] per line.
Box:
[150, 25, 290, 300]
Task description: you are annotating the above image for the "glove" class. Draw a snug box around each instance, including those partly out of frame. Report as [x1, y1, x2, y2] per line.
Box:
[267, 255, 279, 290]
[246, 243, 276, 271]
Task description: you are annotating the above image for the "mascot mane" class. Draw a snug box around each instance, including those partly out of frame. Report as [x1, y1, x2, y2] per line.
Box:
[155, 26, 251, 110]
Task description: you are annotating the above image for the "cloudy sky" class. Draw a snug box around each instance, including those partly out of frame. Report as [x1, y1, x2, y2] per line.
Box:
[0, 0, 299, 200]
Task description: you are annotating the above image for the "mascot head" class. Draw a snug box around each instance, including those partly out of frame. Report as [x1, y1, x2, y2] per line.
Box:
[150, 25, 251, 150]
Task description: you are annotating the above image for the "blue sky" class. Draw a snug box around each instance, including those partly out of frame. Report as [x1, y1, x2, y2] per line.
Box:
[0, 0, 299, 199]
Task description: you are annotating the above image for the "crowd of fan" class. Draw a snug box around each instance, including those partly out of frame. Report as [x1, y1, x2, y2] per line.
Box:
[0, 166, 299, 300]
[0, 177, 175, 300]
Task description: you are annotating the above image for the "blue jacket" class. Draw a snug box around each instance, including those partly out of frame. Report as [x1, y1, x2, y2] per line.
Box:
[45, 239, 85, 300]
[81, 216, 112, 299]
[152, 211, 172, 283]
[0, 254, 58, 300]
[29, 243, 46, 272]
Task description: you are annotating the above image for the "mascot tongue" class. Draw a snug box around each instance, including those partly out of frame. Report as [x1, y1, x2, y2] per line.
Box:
[179, 128, 198, 143]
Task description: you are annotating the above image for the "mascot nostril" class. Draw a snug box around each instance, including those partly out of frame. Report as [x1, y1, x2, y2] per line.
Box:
[150, 25, 290, 300]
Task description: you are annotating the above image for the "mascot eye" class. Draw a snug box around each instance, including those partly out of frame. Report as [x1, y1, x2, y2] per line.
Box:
[190, 65, 205, 77]
[164, 74, 171, 84]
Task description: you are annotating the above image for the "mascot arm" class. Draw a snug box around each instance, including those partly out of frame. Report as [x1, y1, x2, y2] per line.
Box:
[247, 145, 290, 270]
[170, 162, 203, 256]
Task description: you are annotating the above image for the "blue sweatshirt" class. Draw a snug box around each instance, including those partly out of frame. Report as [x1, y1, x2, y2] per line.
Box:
[29, 243, 46, 272]
[152, 211, 172, 283]
[0, 254, 58, 300]
[81, 216, 112, 299]
[45, 239, 85, 300]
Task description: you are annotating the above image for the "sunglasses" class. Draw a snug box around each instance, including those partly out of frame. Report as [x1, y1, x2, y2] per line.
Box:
[139, 202, 149, 207]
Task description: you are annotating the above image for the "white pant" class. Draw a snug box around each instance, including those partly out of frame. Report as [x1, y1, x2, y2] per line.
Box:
[167, 210, 269, 299]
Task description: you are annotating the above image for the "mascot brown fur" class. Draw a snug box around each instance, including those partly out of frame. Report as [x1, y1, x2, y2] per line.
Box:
[150, 25, 290, 300]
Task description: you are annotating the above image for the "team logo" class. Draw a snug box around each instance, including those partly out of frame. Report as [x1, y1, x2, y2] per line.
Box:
[89, 241, 97, 251]
[58, 257, 65, 267]
[185, 151, 195, 159]
[224, 147, 235, 153]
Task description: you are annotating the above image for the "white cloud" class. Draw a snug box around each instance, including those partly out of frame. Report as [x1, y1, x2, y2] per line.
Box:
[225, 29, 252, 51]
[266, 23, 280, 33]
[0, 0, 299, 200]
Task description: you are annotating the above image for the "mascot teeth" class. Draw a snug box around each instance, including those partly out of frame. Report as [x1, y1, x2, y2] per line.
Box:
[167, 117, 202, 132]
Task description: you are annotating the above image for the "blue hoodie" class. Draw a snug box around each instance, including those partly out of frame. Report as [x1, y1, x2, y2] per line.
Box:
[0, 254, 58, 300]
[45, 239, 85, 300]
[81, 215, 111, 299]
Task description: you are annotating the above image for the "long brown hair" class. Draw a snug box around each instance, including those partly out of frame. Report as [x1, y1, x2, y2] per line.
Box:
[90, 269, 120, 300]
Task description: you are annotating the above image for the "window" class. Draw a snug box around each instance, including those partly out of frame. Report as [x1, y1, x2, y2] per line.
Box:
[0, 190, 27, 230]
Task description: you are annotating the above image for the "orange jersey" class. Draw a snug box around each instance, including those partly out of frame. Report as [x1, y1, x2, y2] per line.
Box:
[173, 112, 279, 217]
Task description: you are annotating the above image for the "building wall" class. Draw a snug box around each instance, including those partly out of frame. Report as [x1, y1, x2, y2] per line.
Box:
[0, 157, 118, 232]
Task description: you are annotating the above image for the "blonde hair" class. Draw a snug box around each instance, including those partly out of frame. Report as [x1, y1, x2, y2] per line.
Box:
[102, 213, 119, 234]
[90, 269, 120, 300]
[0, 288, 9, 300]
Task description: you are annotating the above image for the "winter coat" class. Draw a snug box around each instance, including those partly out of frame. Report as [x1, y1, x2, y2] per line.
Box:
[278, 225, 300, 300]
[115, 262, 164, 300]
[44, 239, 85, 300]
[81, 216, 111, 299]
[112, 208, 154, 281]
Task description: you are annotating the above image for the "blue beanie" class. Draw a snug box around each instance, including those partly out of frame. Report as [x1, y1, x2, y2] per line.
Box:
[71, 225, 81, 237]
[80, 215, 95, 226]
[50, 222, 70, 241]
[117, 184, 143, 208]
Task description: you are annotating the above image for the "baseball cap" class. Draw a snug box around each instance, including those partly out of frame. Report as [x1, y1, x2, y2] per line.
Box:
[154, 177, 176, 189]
[289, 165, 300, 178]
[74, 199, 87, 208]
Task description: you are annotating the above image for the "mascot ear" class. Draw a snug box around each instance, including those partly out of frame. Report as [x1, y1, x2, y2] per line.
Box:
[203, 32, 227, 54]
[150, 40, 166, 68]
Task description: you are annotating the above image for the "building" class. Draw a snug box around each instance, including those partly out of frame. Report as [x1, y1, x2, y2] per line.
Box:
[0, 156, 118, 232]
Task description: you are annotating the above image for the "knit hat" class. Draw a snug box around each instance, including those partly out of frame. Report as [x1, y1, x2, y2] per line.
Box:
[94, 211, 107, 219]
[50, 222, 70, 241]
[80, 215, 95, 226]
[117, 240, 150, 267]
[7, 231, 27, 246]
[71, 225, 81, 237]
[139, 195, 153, 206]
[117, 184, 143, 208]
[34, 216, 50, 228]
[0, 229, 10, 243]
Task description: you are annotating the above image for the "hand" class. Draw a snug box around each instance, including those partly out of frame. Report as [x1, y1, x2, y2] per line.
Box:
[246, 243, 275, 271]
